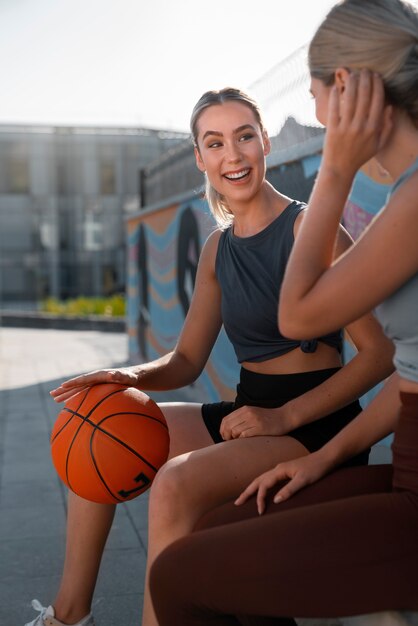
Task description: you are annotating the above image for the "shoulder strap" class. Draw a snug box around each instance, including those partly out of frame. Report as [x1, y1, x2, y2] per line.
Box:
[391, 156, 418, 195]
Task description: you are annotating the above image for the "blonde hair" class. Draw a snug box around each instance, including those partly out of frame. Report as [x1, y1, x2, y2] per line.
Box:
[309, 0, 418, 123]
[190, 87, 266, 228]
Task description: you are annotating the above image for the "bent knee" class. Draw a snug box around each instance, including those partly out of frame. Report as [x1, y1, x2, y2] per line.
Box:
[150, 455, 195, 513]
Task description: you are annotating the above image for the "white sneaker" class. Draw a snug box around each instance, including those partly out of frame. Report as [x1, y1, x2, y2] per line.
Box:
[25, 600, 95, 626]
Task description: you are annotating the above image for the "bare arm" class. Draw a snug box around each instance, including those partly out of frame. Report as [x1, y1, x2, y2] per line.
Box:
[236, 372, 401, 513]
[276, 316, 394, 431]
[282, 223, 395, 426]
[135, 229, 223, 389]
[51, 230, 223, 402]
[279, 72, 418, 339]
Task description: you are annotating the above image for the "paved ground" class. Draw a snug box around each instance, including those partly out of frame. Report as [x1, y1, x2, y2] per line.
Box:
[0, 326, 189, 626]
[1, 327, 416, 626]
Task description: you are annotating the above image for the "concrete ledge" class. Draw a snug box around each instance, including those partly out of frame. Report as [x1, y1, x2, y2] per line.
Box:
[0, 310, 126, 332]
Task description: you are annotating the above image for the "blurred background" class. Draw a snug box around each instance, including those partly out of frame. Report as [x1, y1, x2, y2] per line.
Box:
[0, 0, 395, 406]
[0, 0, 337, 309]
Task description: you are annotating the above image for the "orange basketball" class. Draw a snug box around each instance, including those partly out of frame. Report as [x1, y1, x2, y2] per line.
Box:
[50, 383, 169, 504]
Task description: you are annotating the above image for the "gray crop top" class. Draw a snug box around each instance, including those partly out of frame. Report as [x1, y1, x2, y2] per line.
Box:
[374, 157, 418, 383]
[215, 200, 342, 363]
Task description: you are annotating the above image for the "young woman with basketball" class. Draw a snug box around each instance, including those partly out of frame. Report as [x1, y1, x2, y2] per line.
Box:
[26, 87, 395, 626]
[146, 1, 418, 624]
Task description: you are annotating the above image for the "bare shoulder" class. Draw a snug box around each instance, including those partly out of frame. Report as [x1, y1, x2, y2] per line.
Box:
[204, 227, 223, 250]
[202, 228, 223, 258]
[293, 207, 307, 238]
[199, 228, 223, 265]
[382, 167, 418, 230]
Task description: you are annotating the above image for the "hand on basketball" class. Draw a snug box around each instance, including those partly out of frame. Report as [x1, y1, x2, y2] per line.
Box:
[50, 367, 139, 403]
[220, 405, 292, 440]
[51, 384, 168, 504]
[235, 451, 330, 515]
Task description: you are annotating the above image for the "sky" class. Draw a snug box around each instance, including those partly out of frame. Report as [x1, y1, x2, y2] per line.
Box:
[0, 0, 340, 132]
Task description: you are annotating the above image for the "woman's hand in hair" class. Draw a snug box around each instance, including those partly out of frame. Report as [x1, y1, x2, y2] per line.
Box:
[323, 69, 392, 179]
[219, 405, 293, 440]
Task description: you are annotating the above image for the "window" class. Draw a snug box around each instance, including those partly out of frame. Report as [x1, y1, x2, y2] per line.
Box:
[84, 211, 103, 251]
[100, 161, 115, 195]
[0, 142, 30, 193]
[9, 157, 29, 193]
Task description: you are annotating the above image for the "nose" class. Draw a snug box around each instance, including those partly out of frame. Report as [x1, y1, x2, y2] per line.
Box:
[225, 141, 241, 163]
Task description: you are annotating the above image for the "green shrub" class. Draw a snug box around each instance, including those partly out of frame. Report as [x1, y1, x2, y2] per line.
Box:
[42, 295, 126, 317]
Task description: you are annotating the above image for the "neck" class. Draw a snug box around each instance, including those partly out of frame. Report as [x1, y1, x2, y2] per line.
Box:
[230, 182, 292, 237]
[376, 113, 418, 181]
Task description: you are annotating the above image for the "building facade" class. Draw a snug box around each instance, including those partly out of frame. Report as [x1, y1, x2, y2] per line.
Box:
[0, 124, 187, 304]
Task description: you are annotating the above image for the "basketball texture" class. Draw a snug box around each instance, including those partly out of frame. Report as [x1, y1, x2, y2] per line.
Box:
[50, 383, 169, 504]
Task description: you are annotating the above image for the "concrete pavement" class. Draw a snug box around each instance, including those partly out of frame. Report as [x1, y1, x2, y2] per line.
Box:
[0, 326, 187, 626]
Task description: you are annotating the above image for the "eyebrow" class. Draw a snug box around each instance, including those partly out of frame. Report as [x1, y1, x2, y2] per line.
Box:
[202, 124, 256, 141]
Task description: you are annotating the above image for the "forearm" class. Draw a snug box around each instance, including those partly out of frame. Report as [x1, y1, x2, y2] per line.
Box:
[294, 167, 353, 279]
[280, 74, 394, 338]
[130, 349, 202, 391]
[280, 168, 355, 337]
[285, 343, 394, 428]
[316, 372, 401, 470]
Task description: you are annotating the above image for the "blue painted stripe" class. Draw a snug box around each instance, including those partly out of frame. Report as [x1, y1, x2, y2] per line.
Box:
[302, 154, 321, 179]
[349, 171, 392, 216]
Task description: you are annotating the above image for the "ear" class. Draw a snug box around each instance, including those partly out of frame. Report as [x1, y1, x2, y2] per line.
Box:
[334, 67, 351, 93]
[194, 146, 206, 172]
[262, 131, 271, 157]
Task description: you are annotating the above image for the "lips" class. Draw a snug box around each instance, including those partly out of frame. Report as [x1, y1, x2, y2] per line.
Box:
[223, 168, 250, 181]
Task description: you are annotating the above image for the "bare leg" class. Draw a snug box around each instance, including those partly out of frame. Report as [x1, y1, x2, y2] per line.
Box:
[159, 402, 213, 458]
[53, 495, 116, 623]
[142, 434, 308, 626]
[52, 402, 211, 624]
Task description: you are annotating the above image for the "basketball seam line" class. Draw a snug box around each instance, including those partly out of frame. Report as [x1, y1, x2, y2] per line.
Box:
[83, 386, 166, 426]
[62, 407, 162, 473]
[56, 408, 158, 503]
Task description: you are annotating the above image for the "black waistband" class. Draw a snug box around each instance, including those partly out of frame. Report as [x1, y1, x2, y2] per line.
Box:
[235, 367, 341, 409]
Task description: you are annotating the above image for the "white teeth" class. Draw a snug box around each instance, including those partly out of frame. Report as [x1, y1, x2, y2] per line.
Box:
[224, 169, 250, 180]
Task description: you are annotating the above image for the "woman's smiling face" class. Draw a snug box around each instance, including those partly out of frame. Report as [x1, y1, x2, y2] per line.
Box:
[194, 100, 270, 206]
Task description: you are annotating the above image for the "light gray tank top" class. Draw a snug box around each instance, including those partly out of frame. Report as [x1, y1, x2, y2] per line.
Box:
[374, 157, 418, 383]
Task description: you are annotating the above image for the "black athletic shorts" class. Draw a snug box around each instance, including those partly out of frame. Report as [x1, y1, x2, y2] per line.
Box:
[201, 367, 369, 468]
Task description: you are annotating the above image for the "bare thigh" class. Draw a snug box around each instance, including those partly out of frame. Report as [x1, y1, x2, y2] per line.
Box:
[158, 402, 214, 458]
[153, 435, 308, 523]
